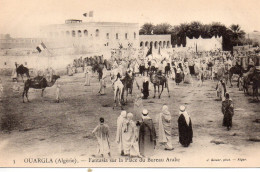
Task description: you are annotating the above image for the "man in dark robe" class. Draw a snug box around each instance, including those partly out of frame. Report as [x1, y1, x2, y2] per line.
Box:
[141, 77, 149, 99]
[178, 105, 193, 147]
[222, 93, 234, 130]
[138, 109, 156, 157]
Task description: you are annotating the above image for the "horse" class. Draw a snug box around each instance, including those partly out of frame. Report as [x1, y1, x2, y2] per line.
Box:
[112, 73, 124, 109]
[242, 67, 256, 95]
[228, 65, 244, 87]
[93, 63, 105, 81]
[104, 59, 112, 70]
[22, 75, 60, 103]
[149, 71, 170, 98]
[252, 72, 260, 101]
[16, 64, 30, 82]
[165, 63, 171, 77]
[121, 71, 139, 104]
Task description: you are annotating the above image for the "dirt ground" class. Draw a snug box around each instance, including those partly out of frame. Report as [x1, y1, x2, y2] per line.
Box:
[0, 72, 259, 167]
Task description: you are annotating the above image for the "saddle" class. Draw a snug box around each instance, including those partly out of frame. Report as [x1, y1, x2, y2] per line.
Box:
[30, 76, 47, 86]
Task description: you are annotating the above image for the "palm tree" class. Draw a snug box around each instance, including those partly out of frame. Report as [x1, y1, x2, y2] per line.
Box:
[229, 24, 245, 40]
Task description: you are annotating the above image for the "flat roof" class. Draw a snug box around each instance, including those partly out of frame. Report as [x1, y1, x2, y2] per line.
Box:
[44, 21, 139, 29]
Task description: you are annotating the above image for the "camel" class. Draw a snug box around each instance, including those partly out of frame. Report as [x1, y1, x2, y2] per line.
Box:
[16, 64, 30, 82]
[149, 71, 170, 98]
[22, 75, 60, 103]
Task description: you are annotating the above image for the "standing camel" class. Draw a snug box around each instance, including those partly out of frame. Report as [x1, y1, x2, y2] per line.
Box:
[23, 75, 60, 103]
[149, 72, 170, 98]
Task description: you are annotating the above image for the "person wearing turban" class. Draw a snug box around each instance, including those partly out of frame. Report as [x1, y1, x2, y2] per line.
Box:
[138, 109, 156, 157]
[158, 105, 174, 150]
[178, 106, 193, 147]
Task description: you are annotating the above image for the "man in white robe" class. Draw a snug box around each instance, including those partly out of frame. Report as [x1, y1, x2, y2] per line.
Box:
[158, 105, 174, 150]
[116, 111, 127, 155]
[92, 117, 111, 157]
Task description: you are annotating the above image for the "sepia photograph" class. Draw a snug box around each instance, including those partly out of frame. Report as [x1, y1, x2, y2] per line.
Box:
[0, 0, 259, 167]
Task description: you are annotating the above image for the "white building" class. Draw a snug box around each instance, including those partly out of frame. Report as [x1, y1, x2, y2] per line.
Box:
[40, 19, 139, 55]
[186, 35, 222, 51]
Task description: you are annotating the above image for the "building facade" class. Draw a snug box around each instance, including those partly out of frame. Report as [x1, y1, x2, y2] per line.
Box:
[139, 35, 171, 49]
[40, 20, 139, 54]
[0, 38, 42, 49]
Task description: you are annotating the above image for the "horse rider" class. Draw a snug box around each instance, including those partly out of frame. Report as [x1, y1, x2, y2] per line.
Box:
[248, 58, 255, 71]
[45, 67, 54, 82]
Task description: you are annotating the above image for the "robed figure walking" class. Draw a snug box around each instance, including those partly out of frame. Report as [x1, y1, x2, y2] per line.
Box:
[92, 118, 111, 157]
[178, 106, 193, 147]
[139, 109, 156, 157]
[222, 93, 234, 130]
[116, 111, 127, 155]
[158, 105, 174, 150]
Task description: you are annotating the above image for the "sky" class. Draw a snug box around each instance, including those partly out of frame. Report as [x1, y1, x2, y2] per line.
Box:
[0, 0, 260, 38]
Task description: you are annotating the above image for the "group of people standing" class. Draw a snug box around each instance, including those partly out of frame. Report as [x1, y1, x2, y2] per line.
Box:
[92, 105, 193, 158]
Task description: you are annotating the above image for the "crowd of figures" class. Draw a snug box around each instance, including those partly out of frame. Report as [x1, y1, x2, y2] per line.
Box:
[92, 105, 193, 158]
[88, 49, 260, 158]
[68, 49, 260, 102]
[3, 48, 259, 106]
[1, 47, 259, 159]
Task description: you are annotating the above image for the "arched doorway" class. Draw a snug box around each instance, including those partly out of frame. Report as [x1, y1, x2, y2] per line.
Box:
[95, 29, 99, 37]
[155, 41, 158, 49]
[72, 30, 76, 37]
[78, 30, 82, 37]
[163, 41, 166, 48]
[145, 41, 149, 47]
[150, 41, 153, 48]
[140, 41, 144, 47]
[167, 41, 170, 48]
[84, 30, 88, 36]
[159, 41, 162, 48]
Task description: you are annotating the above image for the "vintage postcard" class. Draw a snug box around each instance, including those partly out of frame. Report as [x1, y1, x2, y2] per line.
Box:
[0, 0, 260, 168]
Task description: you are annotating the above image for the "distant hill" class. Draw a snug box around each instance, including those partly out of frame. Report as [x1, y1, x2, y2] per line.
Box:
[248, 31, 260, 44]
